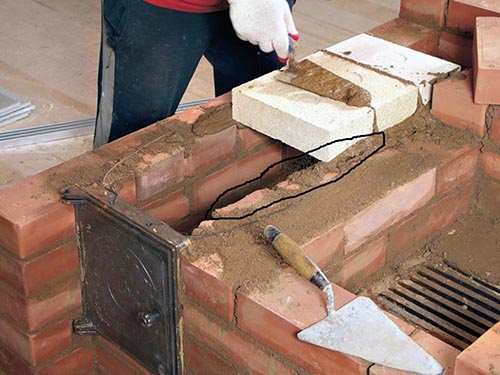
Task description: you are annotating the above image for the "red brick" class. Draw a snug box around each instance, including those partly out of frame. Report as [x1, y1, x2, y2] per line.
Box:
[454, 322, 500, 375]
[0, 277, 81, 331]
[117, 178, 137, 205]
[438, 32, 473, 67]
[341, 236, 387, 286]
[141, 190, 190, 225]
[201, 92, 232, 110]
[371, 330, 460, 374]
[236, 268, 368, 374]
[0, 241, 79, 297]
[181, 254, 235, 322]
[215, 188, 272, 217]
[184, 303, 297, 375]
[0, 178, 75, 259]
[96, 338, 151, 374]
[345, 169, 436, 253]
[490, 106, 500, 144]
[169, 106, 205, 125]
[482, 151, 500, 180]
[184, 335, 232, 375]
[369, 18, 439, 55]
[390, 183, 473, 250]
[35, 346, 93, 375]
[437, 146, 478, 194]
[447, 0, 500, 32]
[431, 69, 488, 137]
[135, 150, 186, 202]
[193, 144, 283, 211]
[302, 224, 344, 269]
[400, 0, 447, 26]
[187, 126, 237, 176]
[473, 17, 500, 105]
[0, 340, 31, 375]
[0, 318, 72, 366]
[237, 127, 273, 152]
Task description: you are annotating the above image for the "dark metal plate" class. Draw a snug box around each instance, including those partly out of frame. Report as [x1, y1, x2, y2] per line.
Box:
[63, 186, 189, 375]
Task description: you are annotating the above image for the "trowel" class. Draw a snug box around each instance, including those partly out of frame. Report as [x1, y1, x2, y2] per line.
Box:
[264, 225, 444, 375]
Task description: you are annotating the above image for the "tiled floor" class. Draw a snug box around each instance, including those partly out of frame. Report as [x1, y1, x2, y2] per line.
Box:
[0, 0, 400, 187]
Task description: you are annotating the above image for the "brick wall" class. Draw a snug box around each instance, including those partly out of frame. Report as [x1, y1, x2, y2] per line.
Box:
[0, 92, 486, 375]
[0, 93, 294, 374]
[180, 133, 480, 374]
[1, 1, 500, 373]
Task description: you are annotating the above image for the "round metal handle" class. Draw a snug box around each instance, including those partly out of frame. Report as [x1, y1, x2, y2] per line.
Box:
[139, 309, 161, 328]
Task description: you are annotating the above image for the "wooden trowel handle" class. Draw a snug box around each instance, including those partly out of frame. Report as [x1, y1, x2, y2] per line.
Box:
[264, 225, 330, 291]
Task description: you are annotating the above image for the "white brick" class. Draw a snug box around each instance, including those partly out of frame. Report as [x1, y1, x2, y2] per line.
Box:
[232, 71, 374, 162]
[307, 51, 419, 131]
[326, 34, 461, 105]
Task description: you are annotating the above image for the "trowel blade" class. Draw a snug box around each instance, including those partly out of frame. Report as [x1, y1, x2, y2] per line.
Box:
[275, 69, 297, 85]
[297, 297, 444, 375]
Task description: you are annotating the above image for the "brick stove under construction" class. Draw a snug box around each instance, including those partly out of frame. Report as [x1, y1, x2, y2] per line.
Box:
[1, 1, 500, 374]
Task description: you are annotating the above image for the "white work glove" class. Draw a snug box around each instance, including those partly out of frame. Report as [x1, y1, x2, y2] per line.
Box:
[228, 0, 299, 62]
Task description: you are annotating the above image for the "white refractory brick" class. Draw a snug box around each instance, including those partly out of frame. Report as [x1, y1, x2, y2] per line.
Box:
[326, 33, 461, 105]
[307, 51, 419, 131]
[232, 71, 374, 162]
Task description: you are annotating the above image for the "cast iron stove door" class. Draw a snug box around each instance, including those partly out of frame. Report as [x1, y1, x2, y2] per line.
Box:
[62, 185, 190, 375]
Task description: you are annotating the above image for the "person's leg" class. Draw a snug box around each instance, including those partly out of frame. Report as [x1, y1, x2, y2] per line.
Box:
[94, 0, 216, 147]
[204, 0, 296, 96]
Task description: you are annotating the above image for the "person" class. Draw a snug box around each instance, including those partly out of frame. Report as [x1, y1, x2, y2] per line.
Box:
[94, 0, 299, 148]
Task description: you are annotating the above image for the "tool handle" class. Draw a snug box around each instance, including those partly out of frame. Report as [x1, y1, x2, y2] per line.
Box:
[264, 225, 330, 291]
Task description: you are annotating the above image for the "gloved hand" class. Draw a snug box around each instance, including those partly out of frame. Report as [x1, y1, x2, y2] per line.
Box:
[228, 0, 299, 62]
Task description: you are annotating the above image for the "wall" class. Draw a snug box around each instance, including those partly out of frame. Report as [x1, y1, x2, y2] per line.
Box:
[0, 93, 295, 374]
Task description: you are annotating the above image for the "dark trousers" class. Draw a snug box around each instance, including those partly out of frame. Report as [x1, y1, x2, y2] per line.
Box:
[94, 0, 294, 147]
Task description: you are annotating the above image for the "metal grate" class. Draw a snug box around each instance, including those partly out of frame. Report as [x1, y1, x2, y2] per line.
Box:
[378, 263, 500, 350]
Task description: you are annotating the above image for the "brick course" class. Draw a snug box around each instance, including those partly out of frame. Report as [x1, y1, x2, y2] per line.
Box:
[184, 303, 297, 375]
[0, 241, 78, 297]
[0, 277, 80, 331]
[0, 318, 72, 366]
[344, 169, 436, 253]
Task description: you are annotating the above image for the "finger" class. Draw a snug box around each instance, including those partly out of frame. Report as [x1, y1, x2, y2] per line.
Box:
[273, 31, 290, 62]
[284, 8, 299, 39]
[258, 40, 274, 53]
